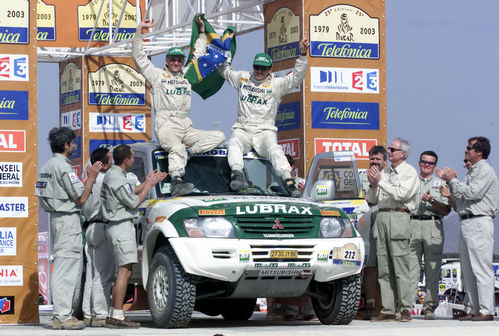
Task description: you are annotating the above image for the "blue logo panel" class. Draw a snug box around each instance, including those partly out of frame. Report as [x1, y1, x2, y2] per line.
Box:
[37, 27, 55, 41]
[0, 27, 28, 44]
[276, 101, 301, 131]
[310, 41, 379, 59]
[69, 136, 81, 160]
[268, 41, 300, 62]
[89, 139, 145, 155]
[61, 90, 81, 106]
[79, 28, 135, 41]
[0, 90, 28, 120]
[311, 101, 379, 130]
[89, 92, 145, 106]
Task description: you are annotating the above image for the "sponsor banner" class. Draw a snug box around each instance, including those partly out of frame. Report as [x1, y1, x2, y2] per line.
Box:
[0, 0, 29, 44]
[60, 62, 81, 106]
[0, 130, 25, 152]
[276, 101, 300, 131]
[61, 110, 81, 130]
[266, 7, 300, 62]
[0, 90, 28, 120]
[89, 113, 146, 133]
[315, 138, 377, 160]
[78, 0, 137, 41]
[309, 5, 379, 59]
[68, 136, 81, 160]
[0, 296, 14, 314]
[311, 101, 379, 130]
[278, 138, 300, 159]
[36, 0, 55, 41]
[88, 63, 146, 106]
[0, 54, 28, 81]
[310, 67, 378, 93]
[272, 68, 300, 93]
[0, 197, 28, 218]
[89, 139, 145, 154]
[0, 227, 16, 256]
[0, 162, 22, 187]
[0, 265, 23, 286]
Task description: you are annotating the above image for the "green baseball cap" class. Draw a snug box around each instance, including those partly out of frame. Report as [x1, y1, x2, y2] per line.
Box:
[166, 47, 185, 57]
[253, 53, 272, 67]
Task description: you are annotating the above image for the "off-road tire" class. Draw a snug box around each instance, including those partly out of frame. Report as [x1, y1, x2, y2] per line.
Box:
[147, 246, 196, 328]
[311, 275, 360, 325]
[221, 298, 256, 320]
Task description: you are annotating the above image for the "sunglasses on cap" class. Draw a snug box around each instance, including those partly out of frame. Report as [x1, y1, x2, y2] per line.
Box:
[253, 65, 270, 71]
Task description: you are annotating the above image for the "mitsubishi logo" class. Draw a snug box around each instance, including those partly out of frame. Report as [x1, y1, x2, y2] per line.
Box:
[272, 218, 284, 230]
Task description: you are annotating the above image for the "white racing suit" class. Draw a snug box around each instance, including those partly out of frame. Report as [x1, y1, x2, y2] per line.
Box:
[218, 56, 308, 180]
[132, 32, 225, 177]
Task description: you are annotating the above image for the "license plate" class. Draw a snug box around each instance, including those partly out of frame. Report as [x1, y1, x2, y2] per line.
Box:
[270, 250, 298, 258]
[259, 269, 301, 276]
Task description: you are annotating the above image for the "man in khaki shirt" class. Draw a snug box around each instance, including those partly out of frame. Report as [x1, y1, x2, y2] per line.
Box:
[436, 136, 498, 321]
[409, 150, 450, 320]
[367, 138, 420, 322]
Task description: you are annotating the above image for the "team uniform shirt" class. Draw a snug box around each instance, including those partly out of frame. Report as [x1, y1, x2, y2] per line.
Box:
[412, 175, 449, 218]
[82, 172, 105, 221]
[35, 153, 84, 213]
[218, 55, 308, 130]
[101, 165, 141, 223]
[132, 31, 206, 119]
[449, 159, 499, 216]
[366, 160, 420, 212]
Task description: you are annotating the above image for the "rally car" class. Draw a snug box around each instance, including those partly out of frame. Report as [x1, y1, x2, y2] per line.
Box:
[127, 142, 366, 328]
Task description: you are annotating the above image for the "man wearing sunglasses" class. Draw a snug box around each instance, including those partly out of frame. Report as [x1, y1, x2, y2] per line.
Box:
[436, 137, 498, 321]
[218, 35, 310, 197]
[408, 151, 451, 320]
[366, 138, 420, 322]
[132, 17, 225, 196]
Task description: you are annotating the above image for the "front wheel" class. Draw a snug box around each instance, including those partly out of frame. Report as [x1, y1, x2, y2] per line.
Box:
[311, 275, 360, 325]
[147, 246, 196, 328]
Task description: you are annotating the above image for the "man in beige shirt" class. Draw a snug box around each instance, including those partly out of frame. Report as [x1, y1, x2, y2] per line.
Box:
[367, 138, 420, 322]
[436, 136, 498, 321]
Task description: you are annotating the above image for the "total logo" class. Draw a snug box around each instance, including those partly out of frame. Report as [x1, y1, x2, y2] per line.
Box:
[89, 113, 145, 133]
[278, 138, 300, 159]
[0, 130, 25, 152]
[0, 54, 28, 81]
[315, 138, 377, 160]
[311, 67, 379, 94]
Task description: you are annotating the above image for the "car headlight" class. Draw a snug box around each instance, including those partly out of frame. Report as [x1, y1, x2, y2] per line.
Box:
[183, 217, 236, 238]
[320, 217, 349, 238]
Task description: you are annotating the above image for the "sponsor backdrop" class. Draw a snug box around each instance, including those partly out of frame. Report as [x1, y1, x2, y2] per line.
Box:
[265, 0, 386, 173]
[37, 0, 146, 48]
[0, 0, 39, 323]
[59, 55, 151, 176]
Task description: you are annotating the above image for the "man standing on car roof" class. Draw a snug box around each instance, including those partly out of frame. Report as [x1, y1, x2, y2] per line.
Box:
[132, 16, 225, 196]
[218, 34, 309, 197]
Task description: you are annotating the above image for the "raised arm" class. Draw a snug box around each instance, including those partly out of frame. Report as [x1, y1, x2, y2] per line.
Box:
[132, 19, 162, 83]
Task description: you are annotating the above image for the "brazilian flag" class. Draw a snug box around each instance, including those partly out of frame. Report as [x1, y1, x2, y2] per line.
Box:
[185, 13, 237, 100]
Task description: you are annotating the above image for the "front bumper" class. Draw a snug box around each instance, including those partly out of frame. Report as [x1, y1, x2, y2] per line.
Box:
[169, 237, 364, 283]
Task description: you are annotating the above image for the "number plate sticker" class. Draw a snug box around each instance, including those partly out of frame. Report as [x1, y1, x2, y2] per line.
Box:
[332, 243, 361, 266]
[270, 250, 298, 259]
[259, 269, 301, 276]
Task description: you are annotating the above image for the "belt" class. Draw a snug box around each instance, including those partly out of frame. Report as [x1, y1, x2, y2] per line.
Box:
[411, 215, 440, 220]
[379, 208, 409, 213]
[459, 213, 488, 220]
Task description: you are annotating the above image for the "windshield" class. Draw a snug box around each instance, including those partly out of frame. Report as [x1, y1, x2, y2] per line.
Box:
[152, 149, 289, 197]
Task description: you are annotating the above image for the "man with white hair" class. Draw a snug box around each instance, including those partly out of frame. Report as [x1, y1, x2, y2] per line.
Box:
[366, 138, 420, 322]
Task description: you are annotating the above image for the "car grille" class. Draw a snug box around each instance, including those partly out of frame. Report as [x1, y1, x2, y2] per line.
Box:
[236, 216, 315, 235]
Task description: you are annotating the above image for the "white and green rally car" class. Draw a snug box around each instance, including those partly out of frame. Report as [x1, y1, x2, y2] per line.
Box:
[127, 142, 368, 328]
